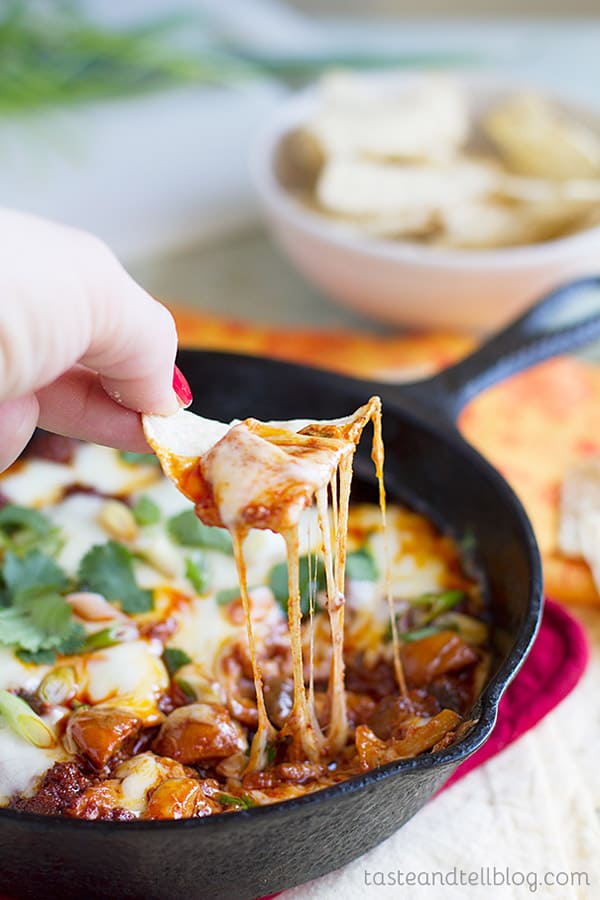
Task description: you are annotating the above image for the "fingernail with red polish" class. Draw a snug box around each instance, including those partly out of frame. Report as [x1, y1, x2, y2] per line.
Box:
[173, 365, 193, 407]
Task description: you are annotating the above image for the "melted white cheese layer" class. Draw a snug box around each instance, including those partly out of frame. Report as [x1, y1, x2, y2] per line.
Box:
[0, 721, 67, 803]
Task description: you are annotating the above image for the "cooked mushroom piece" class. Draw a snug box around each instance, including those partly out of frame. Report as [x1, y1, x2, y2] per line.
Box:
[153, 703, 247, 764]
[65, 706, 141, 770]
[401, 631, 479, 687]
[145, 777, 221, 819]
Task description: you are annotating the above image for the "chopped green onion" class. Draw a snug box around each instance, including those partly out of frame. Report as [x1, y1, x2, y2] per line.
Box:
[37, 666, 77, 705]
[422, 590, 465, 624]
[400, 625, 445, 643]
[185, 552, 210, 594]
[83, 622, 138, 651]
[132, 496, 161, 527]
[217, 792, 256, 809]
[0, 689, 56, 748]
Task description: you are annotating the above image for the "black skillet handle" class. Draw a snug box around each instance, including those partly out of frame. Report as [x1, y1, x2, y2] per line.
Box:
[397, 276, 600, 423]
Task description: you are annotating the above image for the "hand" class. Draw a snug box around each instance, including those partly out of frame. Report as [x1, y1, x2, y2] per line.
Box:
[0, 209, 192, 472]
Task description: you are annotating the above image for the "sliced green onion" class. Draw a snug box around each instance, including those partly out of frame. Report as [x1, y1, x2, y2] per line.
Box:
[37, 666, 77, 705]
[185, 552, 210, 594]
[0, 689, 56, 748]
[217, 792, 256, 809]
[422, 590, 465, 624]
[399, 625, 445, 643]
[83, 621, 138, 651]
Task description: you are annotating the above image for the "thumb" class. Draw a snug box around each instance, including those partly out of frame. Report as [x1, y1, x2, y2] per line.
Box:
[0, 395, 40, 472]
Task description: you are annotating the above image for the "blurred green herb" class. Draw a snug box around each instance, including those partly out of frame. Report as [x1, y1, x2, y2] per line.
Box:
[0, 504, 63, 558]
[131, 495, 161, 526]
[0, 2, 478, 116]
[269, 555, 326, 617]
[119, 451, 159, 467]
[345, 547, 378, 582]
[168, 510, 233, 555]
[0, 0, 252, 115]
[215, 586, 241, 606]
[184, 551, 210, 594]
[163, 646, 192, 676]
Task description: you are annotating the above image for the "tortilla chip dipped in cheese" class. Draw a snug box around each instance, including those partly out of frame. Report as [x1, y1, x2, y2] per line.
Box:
[143, 399, 406, 770]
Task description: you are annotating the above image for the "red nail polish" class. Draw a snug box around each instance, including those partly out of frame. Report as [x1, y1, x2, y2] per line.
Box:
[173, 365, 193, 407]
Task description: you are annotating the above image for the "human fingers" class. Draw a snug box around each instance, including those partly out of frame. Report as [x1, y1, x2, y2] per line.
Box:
[0, 210, 189, 418]
[35, 365, 151, 453]
[0, 394, 40, 471]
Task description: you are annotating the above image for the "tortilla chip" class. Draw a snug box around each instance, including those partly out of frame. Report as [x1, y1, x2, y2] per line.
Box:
[171, 307, 600, 604]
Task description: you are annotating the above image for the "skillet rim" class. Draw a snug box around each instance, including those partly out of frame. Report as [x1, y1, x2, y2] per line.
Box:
[0, 351, 544, 830]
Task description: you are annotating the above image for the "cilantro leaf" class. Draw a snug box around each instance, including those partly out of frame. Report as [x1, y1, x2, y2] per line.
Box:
[119, 451, 159, 467]
[185, 551, 210, 594]
[0, 607, 48, 651]
[269, 555, 326, 617]
[78, 541, 153, 614]
[0, 505, 62, 557]
[0, 597, 85, 656]
[16, 648, 57, 665]
[345, 548, 378, 582]
[131, 495, 161, 527]
[3, 550, 69, 602]
[0, 505, 53, 537]
[167, 510, 232, 555]
[163, 647, 192, 677]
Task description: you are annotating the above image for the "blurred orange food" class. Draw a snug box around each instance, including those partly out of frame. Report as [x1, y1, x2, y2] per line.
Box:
[171, 305, 599, 605]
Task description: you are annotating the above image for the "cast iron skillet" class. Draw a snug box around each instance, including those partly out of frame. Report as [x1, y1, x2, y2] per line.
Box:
[3, 277, 600, 900]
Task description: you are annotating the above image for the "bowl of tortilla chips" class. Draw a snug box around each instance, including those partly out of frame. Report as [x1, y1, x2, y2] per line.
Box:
[253, 71, 600, 332]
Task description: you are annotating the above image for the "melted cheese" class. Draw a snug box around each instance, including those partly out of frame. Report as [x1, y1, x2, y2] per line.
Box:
[72, 444, 160, 495]
[0, 720, 67, 803]
[112, 753, 175, 816]
[0, 648, 46, 694]
[144, 396, 404, 765]
[1, 445, 160, 507]
[0, 433, 475, 807]
[0, 459, 74, 507]
[169, 596, 245, 675]
[83, 641, 168, 713]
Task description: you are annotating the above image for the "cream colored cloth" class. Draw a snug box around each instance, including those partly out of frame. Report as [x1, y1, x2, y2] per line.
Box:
[284, 608, 600, 900]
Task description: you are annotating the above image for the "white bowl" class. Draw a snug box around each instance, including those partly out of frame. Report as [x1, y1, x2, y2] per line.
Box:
[252, 73, 600, 332]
